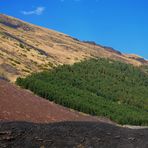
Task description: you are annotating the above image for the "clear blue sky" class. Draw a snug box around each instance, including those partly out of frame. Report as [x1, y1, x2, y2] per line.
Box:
[0, 0, 148, 59]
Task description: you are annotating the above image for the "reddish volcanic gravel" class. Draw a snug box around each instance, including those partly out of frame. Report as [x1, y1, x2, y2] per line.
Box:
[0, 80, 103, 123]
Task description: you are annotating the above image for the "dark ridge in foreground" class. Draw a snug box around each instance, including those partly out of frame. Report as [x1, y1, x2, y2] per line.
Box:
[0, 122, 147, 148]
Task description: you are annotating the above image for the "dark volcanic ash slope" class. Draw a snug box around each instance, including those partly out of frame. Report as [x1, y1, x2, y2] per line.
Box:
[0, 121, 148, 148]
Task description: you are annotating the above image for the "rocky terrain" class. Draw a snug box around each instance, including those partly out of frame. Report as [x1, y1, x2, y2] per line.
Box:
[0, 14, 147, 82]
[0, 121, 148, 148]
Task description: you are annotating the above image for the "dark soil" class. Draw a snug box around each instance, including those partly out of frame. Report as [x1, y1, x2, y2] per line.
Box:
[0, 121, 147, 148]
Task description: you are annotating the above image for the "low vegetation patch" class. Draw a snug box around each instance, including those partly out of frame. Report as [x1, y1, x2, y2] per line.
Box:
[141, 65, 148, 74]
[8, 58, 21, 65]
[16, 58, 148, 125]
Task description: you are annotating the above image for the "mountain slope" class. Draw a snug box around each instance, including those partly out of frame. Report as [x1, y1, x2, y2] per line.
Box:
[16, 58, 148, 125]
[0, 122, 148, 148]
[0, 79, 104, 123]
[0, 14, 147, 82]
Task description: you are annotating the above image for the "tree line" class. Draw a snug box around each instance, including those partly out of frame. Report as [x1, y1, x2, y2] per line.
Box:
[16, 58, 148, 125]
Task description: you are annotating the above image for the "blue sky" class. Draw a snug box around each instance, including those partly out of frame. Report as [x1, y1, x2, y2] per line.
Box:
[0, 0, 148, 59]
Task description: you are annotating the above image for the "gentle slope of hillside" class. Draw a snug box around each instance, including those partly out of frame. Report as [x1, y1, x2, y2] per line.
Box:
[0, 79, 104, 123]
[0, 121, 148, 148]
[0, 14, 147, 82]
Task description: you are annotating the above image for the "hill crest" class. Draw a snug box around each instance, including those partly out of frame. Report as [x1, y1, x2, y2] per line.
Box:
[0, 14, 147, 82]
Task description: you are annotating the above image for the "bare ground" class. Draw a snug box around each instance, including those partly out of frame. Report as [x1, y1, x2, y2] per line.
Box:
[0, 80, 110, 123]
[0, 80, 148, 148]
[0, 121, 148, 148]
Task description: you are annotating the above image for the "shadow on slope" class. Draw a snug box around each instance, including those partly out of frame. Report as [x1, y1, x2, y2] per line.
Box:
[0, 121, 148, 148]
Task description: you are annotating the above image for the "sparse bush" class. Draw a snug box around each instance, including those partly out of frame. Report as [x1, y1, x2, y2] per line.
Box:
[8, 58, 20, 65]
[22, 69, 30, 73]
[19, 43, 25, 49]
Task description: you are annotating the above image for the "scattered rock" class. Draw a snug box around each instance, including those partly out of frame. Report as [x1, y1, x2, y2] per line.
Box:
[0, 122, 147, 148]
[128, 137, 135, 141]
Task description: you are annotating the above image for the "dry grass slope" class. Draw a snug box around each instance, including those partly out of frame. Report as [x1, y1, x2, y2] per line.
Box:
[0, 14, 147, 82]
